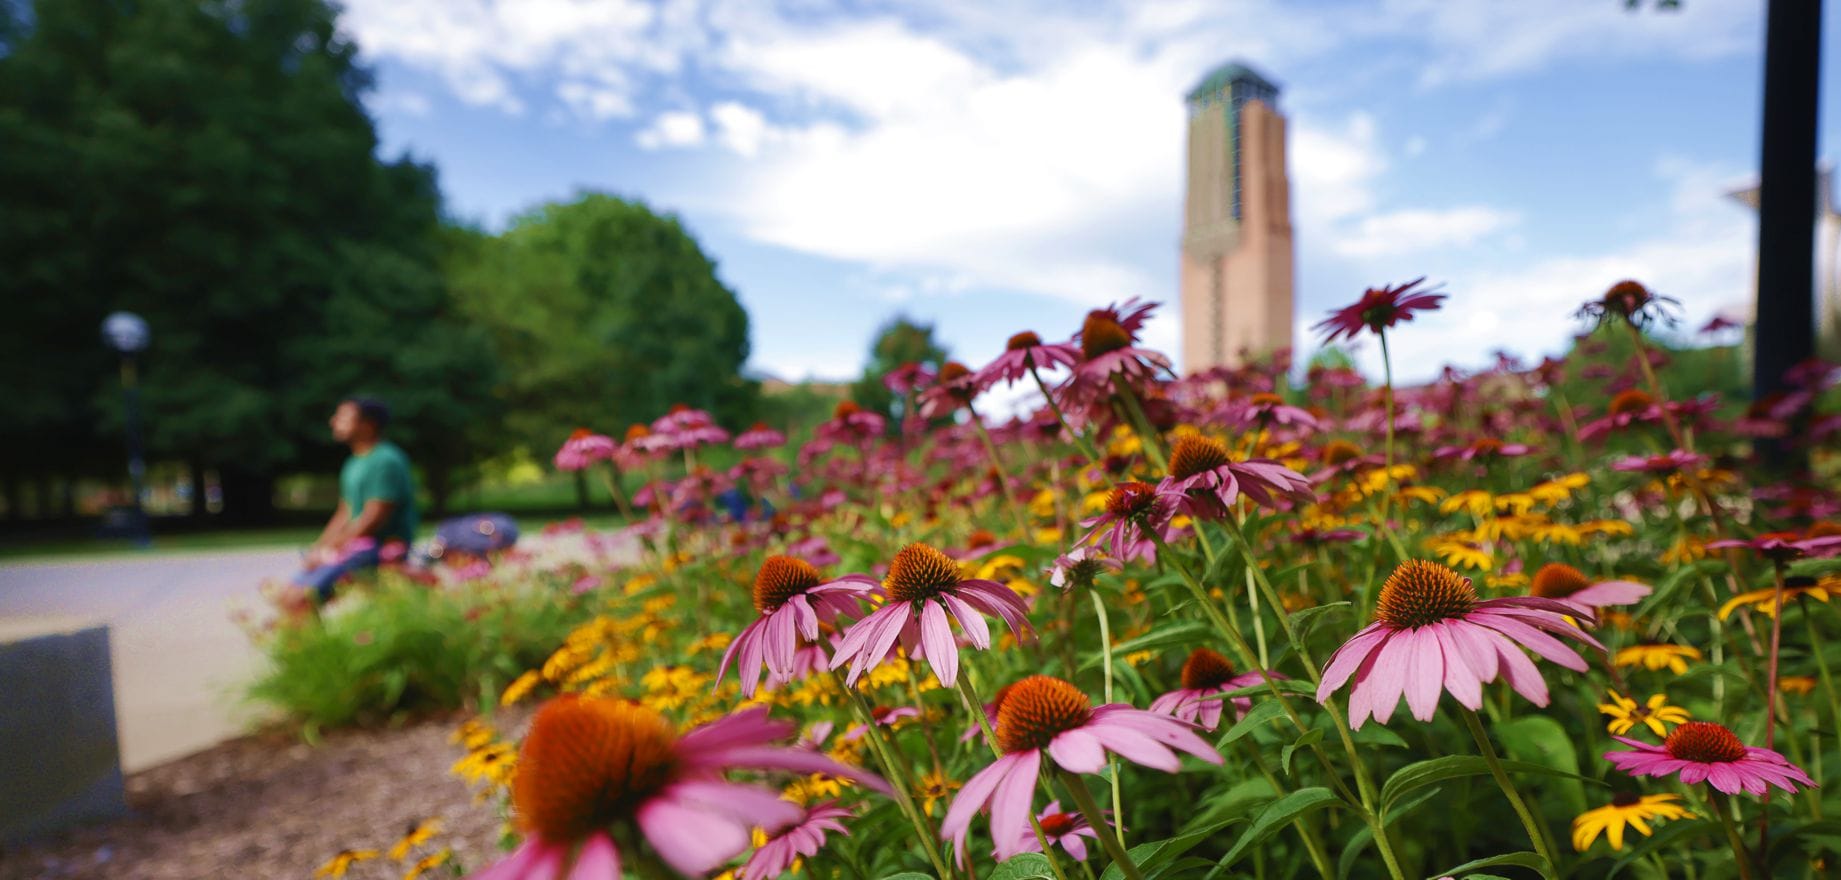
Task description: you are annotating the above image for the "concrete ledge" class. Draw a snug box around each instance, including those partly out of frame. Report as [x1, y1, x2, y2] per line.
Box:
[0, 621, 127, 844]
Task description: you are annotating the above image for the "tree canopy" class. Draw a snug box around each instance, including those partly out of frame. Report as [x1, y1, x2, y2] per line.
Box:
[446, 194, 757, 451]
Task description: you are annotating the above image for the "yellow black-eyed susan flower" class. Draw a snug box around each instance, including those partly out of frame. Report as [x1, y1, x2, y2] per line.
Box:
[1614, 643, 1701, 675]
[1572, 793, 1693, 851]
[1598, 691, 1690, 737]
[313, 849, 379, 878]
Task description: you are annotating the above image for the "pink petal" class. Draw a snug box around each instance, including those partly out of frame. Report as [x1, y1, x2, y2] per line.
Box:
[1366, 629, 1416, 724]
[638, 796, 751, 875]
[1568, 581, 1651, 607]
[1495, 640, 1550, 706]
[942, 755, 1014, 864]
[943, 593, 992, 649]
[1471, 612, 1589, 672]
[765, 608, 799, 677]
[1432, 623, 1483, 710]
[469, 839, 563, 880]
[1403, 627, 1445, 721]
[665, 781, 803, 832]
[677, 706, 785, 756]
[1444, 621, 1502, 684]
[1047, 729, 1107, 773]
[1087, 723, 1181, 772]
[1318, 624, 1392, 701]
[567, 834, 621, 880]
[920, 601, 960, 687]
[989, 750, 1043, 861]
[692, 746, 891, 795]
[1345, 643, 1388, 729]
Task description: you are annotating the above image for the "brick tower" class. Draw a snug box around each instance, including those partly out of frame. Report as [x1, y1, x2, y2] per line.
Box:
[1180, 62, 1294, 372]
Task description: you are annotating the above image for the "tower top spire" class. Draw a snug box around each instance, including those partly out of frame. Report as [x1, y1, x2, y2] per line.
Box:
[1186, 61, 1280, 104]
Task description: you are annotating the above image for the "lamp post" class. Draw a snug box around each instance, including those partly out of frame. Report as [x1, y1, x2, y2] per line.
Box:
[101, 312, 151, 547]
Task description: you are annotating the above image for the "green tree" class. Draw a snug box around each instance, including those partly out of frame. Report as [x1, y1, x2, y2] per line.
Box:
[446, 193, 757, 451]
[849, 316, 949, 424]
[0, 0, 501, 521]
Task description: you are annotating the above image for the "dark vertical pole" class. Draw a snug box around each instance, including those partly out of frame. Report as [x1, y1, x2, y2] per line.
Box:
[120, 355, 151, 547]
[1753, 0, 1823, 469]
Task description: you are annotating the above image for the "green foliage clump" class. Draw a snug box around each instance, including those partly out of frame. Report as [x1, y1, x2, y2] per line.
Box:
[246, 573, 588, 732]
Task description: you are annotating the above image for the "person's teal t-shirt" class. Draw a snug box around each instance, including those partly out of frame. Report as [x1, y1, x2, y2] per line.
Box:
[340, 440, 419, 545]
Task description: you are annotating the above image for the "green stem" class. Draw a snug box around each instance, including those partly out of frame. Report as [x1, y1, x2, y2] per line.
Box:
[1109, 375, 1168, 473]
[1061, 770, 1146, 880]
[1089, 590, 1126, 843]
[1803, 606, 1841, 747]
[1460, 708, 1561, 875]
[839, 678, 958, 880]
[1759, 562, 1788, 853]
[1709, 792, 1756, 880]
[1378, 330, 1396, 508]
[1237, 741, 1336, 880]
[1032, 365, 1100, 462]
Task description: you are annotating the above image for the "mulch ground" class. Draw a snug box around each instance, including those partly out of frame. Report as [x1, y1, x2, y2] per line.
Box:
[0, 711, 528, 880]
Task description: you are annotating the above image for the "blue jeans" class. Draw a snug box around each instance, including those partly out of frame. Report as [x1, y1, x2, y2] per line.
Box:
[291, 546, 381, 602]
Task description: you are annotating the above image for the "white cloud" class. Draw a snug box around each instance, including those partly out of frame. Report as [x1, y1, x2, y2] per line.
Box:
[710, 102, 771, 156]
[1333, 207, 1520, 258]
[635, 110, 707, 149]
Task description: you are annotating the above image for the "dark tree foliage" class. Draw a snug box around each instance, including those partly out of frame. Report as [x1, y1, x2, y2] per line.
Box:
[446, 193, 758, 451]
[0, 0, 500, 521]
[849, 316, 949, 424]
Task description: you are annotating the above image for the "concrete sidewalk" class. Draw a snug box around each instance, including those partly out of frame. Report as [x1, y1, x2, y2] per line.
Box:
[0, 548, 296, 772]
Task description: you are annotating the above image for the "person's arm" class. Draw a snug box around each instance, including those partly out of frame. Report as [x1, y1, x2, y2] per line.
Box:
[338, 499, 398, 543]
[309, 501, 352, 561]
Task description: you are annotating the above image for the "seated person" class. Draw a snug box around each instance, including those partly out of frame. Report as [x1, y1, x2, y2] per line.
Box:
[292, 396, 419, 604]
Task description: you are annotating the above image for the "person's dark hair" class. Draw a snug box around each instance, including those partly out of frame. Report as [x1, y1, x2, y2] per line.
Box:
[345, 396, 391, 430]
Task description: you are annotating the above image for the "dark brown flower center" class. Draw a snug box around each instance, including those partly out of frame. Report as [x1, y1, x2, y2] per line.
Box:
[1602, 280, 1653, 317]
[1320, 440, 1364, 466]
[1169, 435, 1232, 481]
[1038, 813, 1078, 836]
[1180, 647, 1236, 690]
[625, 424, 650, 442]
[1611, 791, 1642, 808]
[1248, 392, 1285, 407]
[1664, 721, 1747, 764]
[995, 675, 1093, 753]
[884, 543, 963, 603]
[1808, 521, 1841, 539]
[1375, 560, 1477, 629]
[967, 529, 997, 548]
[569, 427, 594, 440]
[753, 555, 823, 612]
[939, 361, 972, 384]
[513, 696, 679, 843]
[1529, 562, 1591, 599]
[1007, 331, 1043, 351]
[834, 400, 862, 419]
[1081, 315, 1131, 360]
[1104, 482, 1158, 520]
[1608, 389, 1655, 417]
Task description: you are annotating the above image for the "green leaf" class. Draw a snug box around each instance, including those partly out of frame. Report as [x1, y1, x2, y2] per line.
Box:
[1289, 601, 1352, 639]
[880, 874, 935, 879]
[1084, 621, 1214, 668]
[1430, 850, 1550, 879]
[1216, 699, 1288, 746]
[1216, 787, 1342, 868]
[1282, 728, 1324, 777]
[1495, 715, 1587, 816]
[989, 853, 1056, 880]
[1221, 677, 1317, 699]
[1350, 724, 1409, 749]
[1605, 819, 1716, 878]
[1381, 755, 1601, 813]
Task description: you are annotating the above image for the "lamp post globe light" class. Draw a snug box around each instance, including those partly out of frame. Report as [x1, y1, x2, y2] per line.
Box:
[101, 311, 152, 547]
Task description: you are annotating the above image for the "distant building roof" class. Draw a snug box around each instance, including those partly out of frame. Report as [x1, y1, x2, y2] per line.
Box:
[1186, 61, 1280, 103]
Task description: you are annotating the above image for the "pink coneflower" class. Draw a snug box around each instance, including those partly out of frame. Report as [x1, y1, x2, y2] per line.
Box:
[648, 405, 732, 451]
[717, 556, 877, 697]
[1612, 450, 1708, 475]
[1431, 437, 1531, 463]
[734, 422, 788, 451]
[884, 361, 938, 395]
[1316, 560, 1604, 728]
[1230, 392, 1319, 430]
[1079, 482, 1178, 565]
[918, 362, 981, 419]
[816, 401, 887, 444]
[738, 802, 853, 879]
[1577, 279, 1680, 329]
[829, 543, 1033, 688]
[1149, 648, 1281, 731]
[842, 705, 922, 742]
[1047, 546, 1120, 591]
[1005, 801, 1100, 861]
[1578, 389, 1662, 442]
[1155, 435, 1314, 519]
[1700, 314, 1743, 335]
[469, 699, 886, 880]
[977, 331, 1081, 389]
[554, 429, 616, 472]
[1314, 277, 1446, 344]
[1707, 530, 1841, 562]
[941, 675, 1220, 862]
[1605, 721, 1815, 796]
[1059, 312, 1172, 412]
[1528, 563, 1651, 612]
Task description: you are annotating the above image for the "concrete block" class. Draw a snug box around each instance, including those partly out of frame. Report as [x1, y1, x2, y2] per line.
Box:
[0, 621, 127, 844]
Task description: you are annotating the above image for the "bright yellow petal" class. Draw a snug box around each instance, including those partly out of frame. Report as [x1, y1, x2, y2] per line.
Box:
[1605, 814, 1628, 851]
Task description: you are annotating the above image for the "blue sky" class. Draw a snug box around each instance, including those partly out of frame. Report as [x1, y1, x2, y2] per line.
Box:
[343, 0, 1837, 385]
